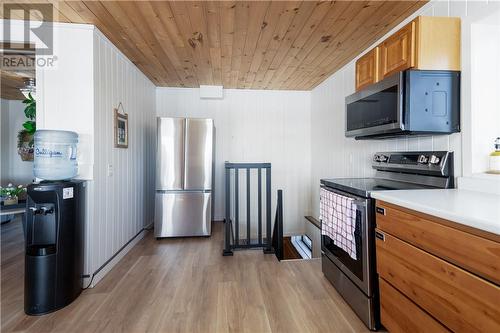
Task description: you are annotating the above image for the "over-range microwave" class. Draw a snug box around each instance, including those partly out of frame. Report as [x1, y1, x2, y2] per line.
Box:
[345, 70, 460, 140]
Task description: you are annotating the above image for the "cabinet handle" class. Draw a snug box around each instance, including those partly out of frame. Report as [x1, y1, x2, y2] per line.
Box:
[376, 207, 386, 215]
[375, 231, 385, 241]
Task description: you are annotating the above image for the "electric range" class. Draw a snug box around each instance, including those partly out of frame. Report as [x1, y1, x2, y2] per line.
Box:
[320, 151, 454, 330]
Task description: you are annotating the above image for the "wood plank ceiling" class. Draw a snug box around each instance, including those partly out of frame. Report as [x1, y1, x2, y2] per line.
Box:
[2, 1, 427, 90]
[0, 48, 35, 100]
[0, 70, 29, 100]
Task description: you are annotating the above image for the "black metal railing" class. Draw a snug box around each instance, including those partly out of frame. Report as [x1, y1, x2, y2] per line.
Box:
[223, 162, 273, 256]
[272, 190, 284, 261]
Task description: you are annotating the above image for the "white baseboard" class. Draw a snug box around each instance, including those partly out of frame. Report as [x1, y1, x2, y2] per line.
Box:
[83, 223, 152, 288]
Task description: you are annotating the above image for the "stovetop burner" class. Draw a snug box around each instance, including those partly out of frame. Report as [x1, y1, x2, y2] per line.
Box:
[320, 177, 438, 198]
[320, 151, 454, 198]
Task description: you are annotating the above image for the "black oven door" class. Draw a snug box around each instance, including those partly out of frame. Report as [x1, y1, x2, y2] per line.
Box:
[345, 72, 404, 138]
[320, 186, 375, 297]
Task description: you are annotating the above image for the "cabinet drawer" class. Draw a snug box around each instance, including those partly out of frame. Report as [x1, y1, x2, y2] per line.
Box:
[375, 201, 500, 285]
[355, 48, 379, 91]
[376, 231, 500, 332]
[379, 278, 449, 333]
[379, 21, 416, 79]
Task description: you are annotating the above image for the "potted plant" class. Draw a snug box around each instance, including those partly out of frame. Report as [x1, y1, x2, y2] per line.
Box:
[17, 93, 36, 161]
[0, 184, 26, 206]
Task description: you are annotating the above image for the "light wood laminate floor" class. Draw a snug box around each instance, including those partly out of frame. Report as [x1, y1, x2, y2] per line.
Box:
[1, 218, 370, 332]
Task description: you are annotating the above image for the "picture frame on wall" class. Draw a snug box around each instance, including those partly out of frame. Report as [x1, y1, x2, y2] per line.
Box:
[114, 105, 128, 148]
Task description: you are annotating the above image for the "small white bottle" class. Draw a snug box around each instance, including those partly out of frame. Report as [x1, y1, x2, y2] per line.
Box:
[489, 137, 500, 174]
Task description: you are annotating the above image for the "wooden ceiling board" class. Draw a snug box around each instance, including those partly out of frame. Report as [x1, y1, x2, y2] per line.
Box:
[301, 0, 425, 89]
[0, 1, 427, 90]
[0, 49, 35, 100]
[268, 0, 354, 89]
[253, 1, 310, 88]
[0, 70, 32, 100]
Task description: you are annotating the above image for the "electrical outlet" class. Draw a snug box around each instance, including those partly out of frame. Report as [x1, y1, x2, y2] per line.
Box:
[107, 164, 113, 177]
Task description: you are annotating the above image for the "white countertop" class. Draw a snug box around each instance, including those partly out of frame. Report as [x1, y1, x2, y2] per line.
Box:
[371, 189, 500, 236]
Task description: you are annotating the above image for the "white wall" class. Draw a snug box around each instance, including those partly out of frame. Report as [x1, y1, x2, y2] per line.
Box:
[87, 30, 156, 284]
[156, 88, 311, 235]
[310, 0, 500, 217]
[1, 20, 95, 180]
[2, 19, 156, 286]
[36, 25, 95, 180]
[0, 99, 34, 185]
[470, 11, 500, 174]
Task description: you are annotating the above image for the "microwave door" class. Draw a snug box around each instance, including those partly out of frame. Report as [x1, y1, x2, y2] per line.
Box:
[345, 72, 404, 137]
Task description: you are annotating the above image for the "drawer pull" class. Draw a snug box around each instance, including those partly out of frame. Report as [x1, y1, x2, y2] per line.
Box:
[376, 231, 385, 241]
[376, 207, 386, 215]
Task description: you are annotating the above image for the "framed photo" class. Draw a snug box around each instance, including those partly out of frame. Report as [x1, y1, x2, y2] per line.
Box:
[114, 108, 128, 148]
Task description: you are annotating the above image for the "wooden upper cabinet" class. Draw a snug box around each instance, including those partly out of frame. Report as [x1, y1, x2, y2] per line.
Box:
[355, 16, 461, 90]
[414, 16, 461, 71]
[355, 48, 379, 91]
[379, 21, 416, 80]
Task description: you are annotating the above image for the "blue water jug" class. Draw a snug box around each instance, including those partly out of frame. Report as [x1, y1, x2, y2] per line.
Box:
[34, 130, 78, 180]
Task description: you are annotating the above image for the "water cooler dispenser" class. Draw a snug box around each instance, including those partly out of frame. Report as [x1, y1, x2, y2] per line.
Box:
[25, 180, 85, 315]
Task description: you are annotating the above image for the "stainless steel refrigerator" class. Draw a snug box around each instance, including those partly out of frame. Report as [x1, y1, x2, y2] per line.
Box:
[155, 117, 214, 237]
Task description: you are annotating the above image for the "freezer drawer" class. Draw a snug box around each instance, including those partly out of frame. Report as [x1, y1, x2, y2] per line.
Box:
[154, 192, 211, 237]
[184, 118, 213, 190]
[156, 117, 185, 190]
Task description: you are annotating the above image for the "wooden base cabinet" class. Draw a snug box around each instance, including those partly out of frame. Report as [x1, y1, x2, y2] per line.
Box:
[375, 201, 500, 333]
[355, 16, 460, 91]
[379, 278, 449, 333]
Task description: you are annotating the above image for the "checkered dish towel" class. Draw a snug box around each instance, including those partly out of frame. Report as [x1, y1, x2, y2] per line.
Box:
[320, 188, 357, 260]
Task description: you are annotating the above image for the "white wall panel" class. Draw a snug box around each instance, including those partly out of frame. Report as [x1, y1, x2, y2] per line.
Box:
[309, 0, 488, 217]
[156, 88, 311, 235]
[86, 30, 156, 284]
[1, 99, 34, 184]
[35, 24, 95, 180]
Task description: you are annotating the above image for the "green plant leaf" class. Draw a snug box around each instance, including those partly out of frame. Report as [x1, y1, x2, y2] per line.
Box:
[21, 94, 36, 132]
[22, 121, 36, 134]
[24, 105, 35, 120]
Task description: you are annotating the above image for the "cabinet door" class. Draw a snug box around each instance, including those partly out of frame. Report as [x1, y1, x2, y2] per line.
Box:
[379, 278, 449, 333]
[379, 21, 416, 79]
[376, 230, 500, 333]
[355, 47, 379, 91]
[375, 201, 500, 285]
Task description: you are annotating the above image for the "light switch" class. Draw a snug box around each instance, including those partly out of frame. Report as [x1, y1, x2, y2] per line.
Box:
[107, 164, 113, 177]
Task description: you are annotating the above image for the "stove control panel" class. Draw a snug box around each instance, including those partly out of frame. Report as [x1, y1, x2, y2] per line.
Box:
[373, 154, 389, 163]
[372, 151, 453, 177]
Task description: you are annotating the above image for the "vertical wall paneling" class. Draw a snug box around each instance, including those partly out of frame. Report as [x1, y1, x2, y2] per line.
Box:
[309, 0, 498, 217]
[156, 88, 311, 236]
[88, 29, 156, 285]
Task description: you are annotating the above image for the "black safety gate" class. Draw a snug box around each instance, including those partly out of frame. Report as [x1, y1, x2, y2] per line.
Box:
[223, 162, 273, 256]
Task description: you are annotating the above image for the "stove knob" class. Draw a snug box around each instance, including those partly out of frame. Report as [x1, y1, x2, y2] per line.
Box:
[429, 155, 441, 165]
[418, 154, 429, 164]
[379, 155, 389, 162]
[373, 155, 380, 162]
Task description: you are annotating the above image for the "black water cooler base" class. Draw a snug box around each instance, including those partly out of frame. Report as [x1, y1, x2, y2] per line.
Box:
[25, 180, 84, 316]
